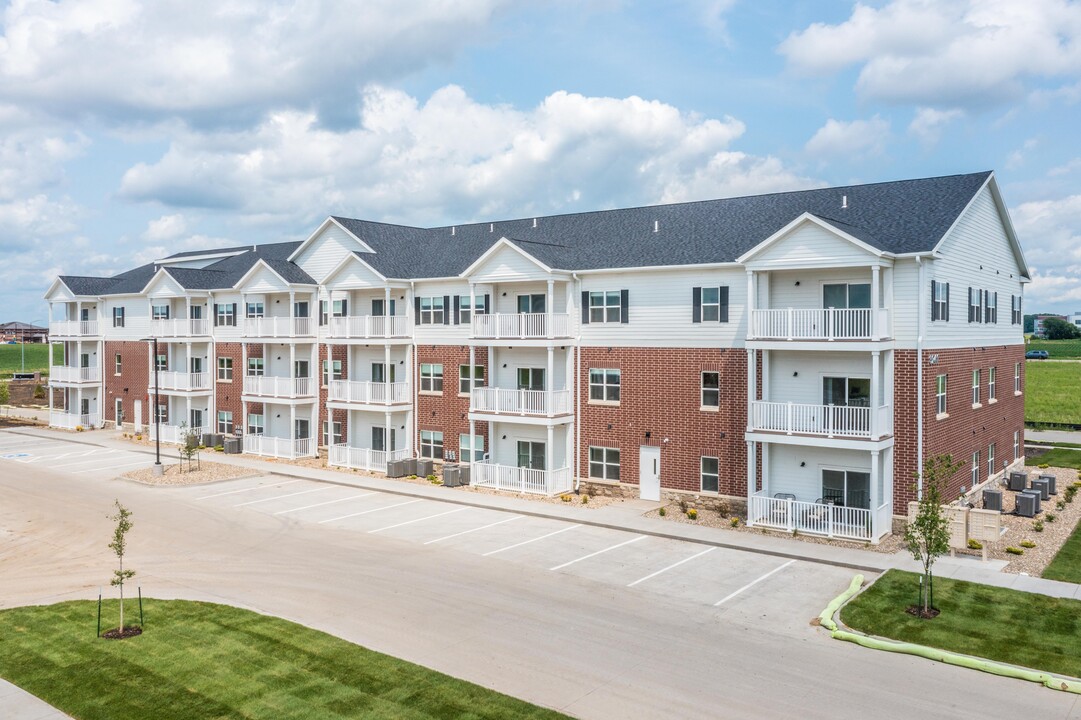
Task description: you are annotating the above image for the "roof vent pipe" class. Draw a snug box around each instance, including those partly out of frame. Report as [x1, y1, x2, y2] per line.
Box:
[532, 218, 537, 228]
[490, 223, 494, 233]
[653, 220, 659, 233]
[842, 195, 848, 209]
[451, 226, 456, 236]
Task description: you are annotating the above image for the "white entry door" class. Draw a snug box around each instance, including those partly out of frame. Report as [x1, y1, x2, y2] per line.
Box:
[639, 446, 661, 501]
[133, 400, 142, 432]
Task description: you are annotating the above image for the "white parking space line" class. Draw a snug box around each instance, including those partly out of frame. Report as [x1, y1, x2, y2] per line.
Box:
[234, 487, 332, 507]
[272, 492, 378, 515]
[713, 559, 796, 607]
[626, 546, 717, 588]
[423, 515, 522, 545]
[197, 480, 301, 500]
[368, 507, 468, 534]
[318, 499, 422, 524]
[73, 459, 150, 474]
[482, 524, 581, 557]
[550, 535, 645, 571]
[46, 451, 127, 468]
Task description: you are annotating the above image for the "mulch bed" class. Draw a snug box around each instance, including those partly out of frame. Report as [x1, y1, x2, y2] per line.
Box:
[101, 625, 143, 640]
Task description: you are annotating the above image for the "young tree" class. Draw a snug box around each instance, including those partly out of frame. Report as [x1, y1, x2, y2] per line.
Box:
[107, 500, 136, 633]
[178, 422, 200, 472]
[0, 380, 9, 406]
[904, 455, 961, 617]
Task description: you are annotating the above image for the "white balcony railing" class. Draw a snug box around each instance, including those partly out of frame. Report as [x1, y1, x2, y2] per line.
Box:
[472, 313, 572, 340]
[243, 434, 314, 459]
[49, 411, 100, 430]
[49, 320, 98, 337]
[241, 317, 314, 338]
[748, 492, 874, 541]
[150, 318, 209, 337]
[152, 371, 212, 392]
[49, 366, 100, 383]
[749, 401, 892, 439]
[470, 387, 573, 417]
[327, 380, 410, 405]
[242, 376, 315, 399]
[472, 462, 572, 496]
[328, 444, 410, 473]
[749, 308, 889, 341]
[327, 315, 411, 339]
[149, 424, 206, 445]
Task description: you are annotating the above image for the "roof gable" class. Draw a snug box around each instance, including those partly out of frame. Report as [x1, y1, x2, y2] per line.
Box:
[288, 217, 376, 263]
[233, 259, 293, 292]
[141, 268, 186, 297]
[322, 252, 388, 289]
[933, 173, 1030, 280]
[460, 237, 556, 281]
[739, 214, 886, 269]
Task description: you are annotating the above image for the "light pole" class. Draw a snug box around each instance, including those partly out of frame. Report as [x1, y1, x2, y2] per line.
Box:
[140, 336, 163, 476]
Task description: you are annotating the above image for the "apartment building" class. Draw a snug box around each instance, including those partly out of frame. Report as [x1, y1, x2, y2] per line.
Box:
[44, 171, 1028, 542]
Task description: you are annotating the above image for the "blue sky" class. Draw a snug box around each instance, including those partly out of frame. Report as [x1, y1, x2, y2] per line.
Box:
[1, 0, 1079, 324]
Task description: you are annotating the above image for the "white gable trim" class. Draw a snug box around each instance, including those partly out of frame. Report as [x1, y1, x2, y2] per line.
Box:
[460, 237, 556, 278]
[232, 259, 300, 291]
[287, 217, 376, 262]
[321, 251, 388, 286]
[737, 213, 887, 265]
[43, 277, 74, 301]
[931, 173, 1030, 281]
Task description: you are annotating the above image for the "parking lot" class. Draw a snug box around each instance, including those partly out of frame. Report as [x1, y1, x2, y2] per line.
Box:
[0, 431, 154, 480]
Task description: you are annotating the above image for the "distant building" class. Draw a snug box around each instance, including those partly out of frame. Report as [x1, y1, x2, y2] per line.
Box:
[1069, 312, 1081, 328]
[1033, 314, 1067, 338]
[0, 321, 48, 343]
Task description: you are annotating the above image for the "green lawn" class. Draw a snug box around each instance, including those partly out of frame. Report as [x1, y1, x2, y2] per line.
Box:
[1044, 521, 1081, 584]
[1025, 361, 1081, 426]
[0, 599, 569, 720]
[1026, 338, 1081, 359]
[840, 570, 1081, 679]
[1026, 448, 1081, 471]
[0, 344, 61, 378]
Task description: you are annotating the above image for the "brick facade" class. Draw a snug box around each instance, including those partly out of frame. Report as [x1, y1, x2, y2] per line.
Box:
[104, 340, 151, 427]
[318, 343, 350, 447]
[416, 345, 489, 461]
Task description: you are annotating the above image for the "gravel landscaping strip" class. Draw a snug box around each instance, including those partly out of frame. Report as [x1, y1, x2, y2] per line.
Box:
[122, 461, 260, 486]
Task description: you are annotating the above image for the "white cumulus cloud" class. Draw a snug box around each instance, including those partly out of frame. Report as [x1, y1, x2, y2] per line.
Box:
[908, 107, 963, 145]
[1011, 193, 1081, 311]
[805, 116, 890, 159]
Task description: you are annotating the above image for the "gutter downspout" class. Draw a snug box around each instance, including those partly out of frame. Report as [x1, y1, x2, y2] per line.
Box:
[915, 256, 925, 500]
[410, 280, 418, 460]
[573, 272, 581, 492]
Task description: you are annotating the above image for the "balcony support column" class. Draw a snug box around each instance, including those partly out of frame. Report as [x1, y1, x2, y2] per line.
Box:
[746, 348, 756, 431]
[870, 450, 881, 539]
[547, 423, 554, 472]
[871, 265, 881, 341]
[746, 440, 757, 524]
[871, 350, 881, 440]
[243, 400, 248, 440]
[546, 345, 554, 417]
[546, 278, 554, 339]
[241, 341, 248, 392]
[186, 395, 192, 431]
[746, 271, 755, 339]
[290, 404, 296, 449]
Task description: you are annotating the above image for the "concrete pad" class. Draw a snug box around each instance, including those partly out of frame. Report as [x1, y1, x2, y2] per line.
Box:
[449, 515, 571, 556]
[499, 524, 630, 570]
[314, 497, 434, 529]
[558, 535, 708, 586]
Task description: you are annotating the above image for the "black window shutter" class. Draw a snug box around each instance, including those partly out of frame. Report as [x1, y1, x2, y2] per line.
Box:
[993, 292, 998, 323]
[120, 307, 125, 328]
[231, 303, 237, 326]
[968, 288, 974, 323]
[581, 290, 590, 324]
[931, 282, 937, 322]
[483, 294, 490, 313]
[164, 305, 170, 320]
[620, 289, 629, 324]
[442, 295, 451, 325]
[453, 295, 461, 325]
[692, 287, 702, 323]
[341, 299, 347, 317]
[213, 304, 219, 327]
[719, 286, 729, 323]
[414, 297, 421, 323]
[945, 283, 950, 321]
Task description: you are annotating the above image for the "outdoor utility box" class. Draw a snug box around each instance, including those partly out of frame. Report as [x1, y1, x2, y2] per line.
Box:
[982, 488, 1002, 512]
[1016, 492, 1038, 518]
[201, 433, 215, 447]
[386, 460, 404, 478]
[402, 458, 417, 476]
[1031, 478, 1051, 501]
[1007, 472, 1027, 491]
[223, 437, 240, 454]
[443, 464, 461, 488]
[417, 459, 434, 477]
[1020, 488, 1042, 514]
[459, 465, 471, 485]
[1039, 473, 1057, 495]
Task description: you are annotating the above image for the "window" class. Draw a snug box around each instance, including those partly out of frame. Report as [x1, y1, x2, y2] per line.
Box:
[971, 451, 979, 488]
[589, 447, 621, 480]
[372, 298, 396, 317]
[323, 421, 343, 446]
[152, 304, 170, 320]
[968, 287, 982, 323]
[459, 433, 485, 462]
[371, 362, 395, 384]
[931, 281, 949, 321]
[155, 403, 167, 423]
[988, 443, 996, 479]
[331, 299, 346, 317]
[517, 367, 545, 391]
[217, 410, 233, 434]
[322, 359, 342, 385]
[418, 296, 445, 325]
[114, 354, 122, 375]
[459, 365, 485, 394]
[294, 359, 310, 379]
[517, 294, 545, 314]
[1011, 295, 1022, 325]
[821, 469, 870, 509]
[516, 440, 546, 470]
[420, 430, 444, 459]
[701, 456, 719, 493]
[456, 295, 485, 324]
[589, 291, 622, 323]
[112, 307, 125, 328]
[247, 413, 264, 435]
[971, 369, 980, 406]
[420, 364, 443, 393]
[245, 302, 264, 318]
[1014, 362, 1021, 393]
[215, 303, 236, 327]
[247, 358, 264, 376]
[701, 372, 720, 408]
[319, 300, 328, 326]
[988, 366, 996, 401]
[1014, 430, 1020, 461]
[155, 354, 167, 372]
[985, 291, 998, 323]
[936, 375, 947, 415]
[589, 368, 621, 402]
[217, 357, 233, 381]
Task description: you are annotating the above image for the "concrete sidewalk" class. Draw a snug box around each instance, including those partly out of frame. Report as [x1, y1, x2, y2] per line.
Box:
[0, 679, 72, 720]
[1027, 428, 1081, 445]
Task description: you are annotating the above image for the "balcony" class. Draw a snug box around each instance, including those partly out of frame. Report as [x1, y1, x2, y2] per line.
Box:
[150, 318, 209, 337]
[241, 317, 314, 338]
[149, 424, 207, 444]
[243, 434, 315, 459]
[151, 371, 212, 393]
[327, 315, 411, 340]
[470, 387, 572, 418]
[327, 380, 410, 406]
[749, 401, 892, 440]
[49, 320, 98, 337]
[749, 308, 889, 341]
[747, 492, 877, 542]
[472, 313, 572, 340]
[49, 411, 100, 430]
[242, 375, 315, 399]
[49, 366, 101, 384]
[472, 463, 572, 496]
[328, 444, 409, 473]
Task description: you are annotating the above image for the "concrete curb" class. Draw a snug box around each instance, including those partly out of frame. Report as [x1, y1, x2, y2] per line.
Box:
[822, 574, 1081, 695]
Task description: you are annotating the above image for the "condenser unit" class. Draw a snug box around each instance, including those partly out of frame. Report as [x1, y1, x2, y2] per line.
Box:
[1031, 478, 1051, 501]
[1007, 472, 1027, 492]
[1039, 473, 1057, 495]
[982, 488, 1002, 512]
[1016, 492, 1038, 518]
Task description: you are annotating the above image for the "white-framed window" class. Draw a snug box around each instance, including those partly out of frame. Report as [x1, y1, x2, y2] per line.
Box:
[247, 413, 264, 435]
[155, 403, 167, 423]
[459, 433, 484, 462]
[217, 410, 233, 434]
[968, 287, 982, 323]
[152, 304, 170, 320]
[936, 374, 947, 415]
[987, 443, 995, 479]
[971, 450, 979, 488]
[217, 357, 233, 381]
[1011, 295, 1022, 325]
[457, 295, 485, 324]
[588, 446, 620, 480]
[114, 354, 122, 375]
[420, 430, 443, 459]
[420, 363, 443, 393]
[155, 354, 167, 372]
[323, 421, 343, 446]
[331, 299, 346, 317]
[701, 371, 720, 408]
[702, 287, 721, 322]
[216, 303, 236, 327]
[971, 369, 980, 405]
[1014, 430, 1020, 460]
[245, 302, 264, 318]
[112, 306, 125, 327]
[322, 359, 342, 385]
[931, 280, 949, 321]
[988, 366, 996, 401]
[419, 296, 445, 325]
[701, 456, 719, 493]
[517, 294, 545, 314]
[589, 368, 621, 402]
[985, 291, 998, 323]
[589, 291, 622, 323]
[247, 358, 264, 376]
[458, 365, 485, 394]
[1014, 362, 1021, 393]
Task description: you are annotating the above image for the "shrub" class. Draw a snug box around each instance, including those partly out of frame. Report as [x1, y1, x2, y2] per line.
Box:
[686, 508, 698, 520]
[1006, 546, 1024, 555]
[1046, 512, 1057, 523]
[1057, 500, 1067, 511]
[1038, 463, 1050, 469]
[1021, 540, 1037, 548]
[426, 474, 437, 482]
[560, 494, 572, 503]
[409, 474, 417, 479]
[729, 516, 740, 528]
[214, 445, 224, 452]
[678, 496, 689, 513]
[715, 501, 730, 518]
[658, 507, 666, 517]
[33, 384, 46, 399]
[967, 539, 983, 550]
[581, 494, 590, 504]
[1033, 520, 1045, 532]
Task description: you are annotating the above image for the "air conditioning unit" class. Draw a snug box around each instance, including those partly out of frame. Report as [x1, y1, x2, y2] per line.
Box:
[1015, 492, 1038, 518]
[1030, 478, 1051, 501]
[1007, 472, 1027, 492]
[442, 464, 461, 487]
[386, 460, 405, 478]
[1021, 488, 1042, 514]
[982, 488, 1002, 512]
[1039, 473, 1057, 495]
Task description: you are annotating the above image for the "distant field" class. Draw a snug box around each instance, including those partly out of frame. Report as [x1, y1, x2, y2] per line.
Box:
[1026, 361, 1081, 426]
[1026, 338, 1081, 358]
[0, 344, 61, 378]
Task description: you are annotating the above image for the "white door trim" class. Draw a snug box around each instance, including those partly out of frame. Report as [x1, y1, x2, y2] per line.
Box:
[639, 445, 661, 501]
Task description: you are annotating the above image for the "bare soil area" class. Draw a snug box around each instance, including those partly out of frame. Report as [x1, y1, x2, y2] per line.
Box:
[122, 461, 260, 486]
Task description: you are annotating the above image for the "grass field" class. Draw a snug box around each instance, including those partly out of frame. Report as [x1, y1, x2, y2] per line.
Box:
[0, 344, 61, 378]
[840, 570, 1081, 679]
[1044, 519, 1081, 584]
[1026, 448, 1081, 470]
[1025, 360, 1081, 426]
[1026, 338, 1081, 359]
[0, 599, 569, 720]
